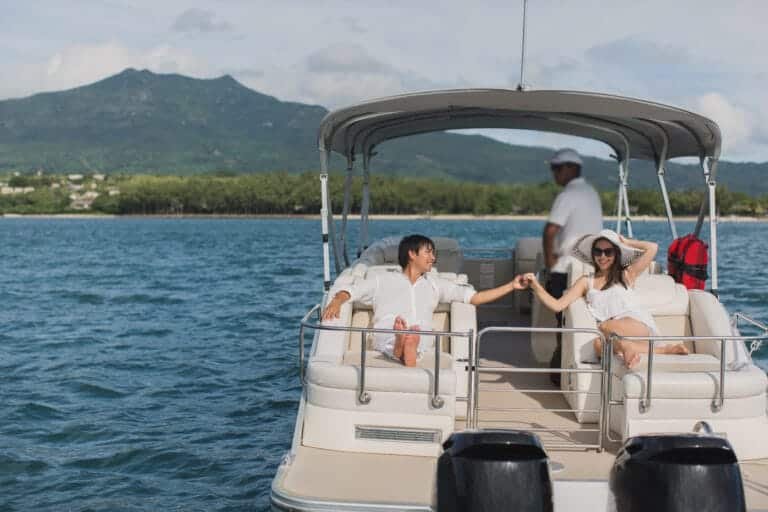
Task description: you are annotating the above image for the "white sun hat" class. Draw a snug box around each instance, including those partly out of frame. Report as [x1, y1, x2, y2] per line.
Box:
[571, 229, 643, 267]
[548, 148, 583, 166]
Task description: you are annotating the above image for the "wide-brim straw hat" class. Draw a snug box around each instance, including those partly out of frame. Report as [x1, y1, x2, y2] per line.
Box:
[571, 229, 643, 267]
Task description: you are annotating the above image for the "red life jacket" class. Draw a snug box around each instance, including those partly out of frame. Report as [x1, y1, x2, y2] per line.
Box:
[667, 234, 708, 289]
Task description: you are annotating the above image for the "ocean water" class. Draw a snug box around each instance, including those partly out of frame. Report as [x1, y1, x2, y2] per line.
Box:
[1, 218, 765, 511]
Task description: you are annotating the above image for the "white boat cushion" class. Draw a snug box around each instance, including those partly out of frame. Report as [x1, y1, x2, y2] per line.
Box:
[619, 363, 767, 399]
[343, 350, 453, 370]
[306, 358, 456, 394]
[356, 236, 464, 273]
[688, 289, 751, 367]
[630, 274, 690, 316]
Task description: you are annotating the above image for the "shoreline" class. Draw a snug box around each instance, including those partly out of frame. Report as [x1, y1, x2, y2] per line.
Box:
[2, 212, 768, 222]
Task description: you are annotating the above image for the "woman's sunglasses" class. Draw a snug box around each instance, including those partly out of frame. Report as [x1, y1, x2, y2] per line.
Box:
[592, 247, 615, 257]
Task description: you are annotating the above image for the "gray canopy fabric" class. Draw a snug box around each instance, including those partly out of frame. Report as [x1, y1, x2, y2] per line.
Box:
[318, 89, 721, 165]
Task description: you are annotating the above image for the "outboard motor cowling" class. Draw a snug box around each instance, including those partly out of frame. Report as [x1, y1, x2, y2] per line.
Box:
[437, 430, 552, 512]
[610, 434, 746, 512]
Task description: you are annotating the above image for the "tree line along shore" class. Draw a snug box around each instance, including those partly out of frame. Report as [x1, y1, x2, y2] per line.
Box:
[1, 171, 767, 217]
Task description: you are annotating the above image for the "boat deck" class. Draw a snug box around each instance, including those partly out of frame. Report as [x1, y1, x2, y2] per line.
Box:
[273, 308, 768, 510]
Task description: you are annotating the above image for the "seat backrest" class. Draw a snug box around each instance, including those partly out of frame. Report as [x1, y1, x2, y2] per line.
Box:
[356, 236, 464, 273]
[514, 237, 541, 274]
[632, 274, 693, 350]
[567, 258, 595, 286]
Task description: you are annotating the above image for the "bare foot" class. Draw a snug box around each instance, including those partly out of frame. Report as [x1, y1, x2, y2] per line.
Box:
[663, 343, 690, 355]
[620, 343, 642, 369]
[402, 326, 421, 367]
[392, 316, 408, 360]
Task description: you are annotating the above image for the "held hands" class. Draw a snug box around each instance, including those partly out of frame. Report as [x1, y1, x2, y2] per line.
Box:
[510, 274, 529, 290]
[522, 273, 540, 289]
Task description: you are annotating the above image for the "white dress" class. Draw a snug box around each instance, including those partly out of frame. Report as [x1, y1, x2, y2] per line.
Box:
[585, 274, 659, 336]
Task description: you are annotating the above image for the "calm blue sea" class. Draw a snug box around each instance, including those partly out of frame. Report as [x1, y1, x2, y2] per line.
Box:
[1, 218, 766, 511]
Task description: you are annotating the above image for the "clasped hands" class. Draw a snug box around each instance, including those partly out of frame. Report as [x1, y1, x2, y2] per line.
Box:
[513, 273, 539, 290]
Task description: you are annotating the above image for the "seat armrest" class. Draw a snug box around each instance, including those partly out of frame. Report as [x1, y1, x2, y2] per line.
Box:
[450, 302, 477, 360]
[564, 298, 599, 366]
[689, 290, 749, 366]
[313, 302, 353, 363]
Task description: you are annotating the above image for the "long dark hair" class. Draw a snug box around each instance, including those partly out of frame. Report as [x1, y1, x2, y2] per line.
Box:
[593, 238, 627, 289]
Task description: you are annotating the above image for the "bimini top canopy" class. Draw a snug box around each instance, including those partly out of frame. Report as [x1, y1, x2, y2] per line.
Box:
[318, 89, 721, 165]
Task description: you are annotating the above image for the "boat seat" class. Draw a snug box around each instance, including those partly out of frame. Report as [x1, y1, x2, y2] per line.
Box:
[512, 237, 541, 313]
[302, 267, 477, 457]
[562, 275, 768, 460]
[530, 257, 594, 364]
[342, 350, 453, 369]
[356, 236, 464, 273]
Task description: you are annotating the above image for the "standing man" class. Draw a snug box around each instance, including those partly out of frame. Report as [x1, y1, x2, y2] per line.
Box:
[542, 148, 603, 384]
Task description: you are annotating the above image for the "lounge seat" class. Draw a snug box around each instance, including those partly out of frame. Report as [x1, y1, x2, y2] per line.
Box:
[563, 274, 768, 460]
[357, 236, 464, 273]
[530, 257, 593, 364]
[302, 265, 476, 457]
[512, 237, 541, 314]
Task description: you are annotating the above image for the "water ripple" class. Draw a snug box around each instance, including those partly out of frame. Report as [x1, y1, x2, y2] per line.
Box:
[0, 218, 764, 511]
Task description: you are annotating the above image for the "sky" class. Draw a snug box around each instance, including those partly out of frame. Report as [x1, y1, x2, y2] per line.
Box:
[2, 0, 767, 162]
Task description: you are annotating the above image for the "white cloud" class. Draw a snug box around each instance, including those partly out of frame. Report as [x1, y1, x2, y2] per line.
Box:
[693, 93, 752, 158]
[1, 1, 768, 160]
[171, 8, 233, 33]
[238, 44, 424, 108]
[0, 42, 210, 99]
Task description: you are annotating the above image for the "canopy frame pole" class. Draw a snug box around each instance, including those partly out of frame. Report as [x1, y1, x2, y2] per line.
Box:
[619, 159, 633, 237]
[319, 150, 333, 291]
[654, 128, 678, 239]
[704, 156, 719, 294]
[694, 196, 707, 237]
[339, 157, 354, 268]
[615, 161, 624, 234]
[358, 151, 372, 258]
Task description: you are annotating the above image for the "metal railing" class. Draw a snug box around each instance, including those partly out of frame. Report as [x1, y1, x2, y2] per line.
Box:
[732, 312, 767, 357]
[471, 326, 609, 451]
[299, 305, 767, 451]
[299, 306, 473, 409]
[603, 321, 768, 442]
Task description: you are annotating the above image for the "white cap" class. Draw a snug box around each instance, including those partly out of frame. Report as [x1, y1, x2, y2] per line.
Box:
[549, 148, 583, 166]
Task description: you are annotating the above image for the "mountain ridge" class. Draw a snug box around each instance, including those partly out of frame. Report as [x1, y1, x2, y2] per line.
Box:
[0, 68, 765, 194]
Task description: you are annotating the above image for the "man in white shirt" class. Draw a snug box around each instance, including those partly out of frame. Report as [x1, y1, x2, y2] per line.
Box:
[323, 234, 526, 366]
[542, 148, 603, 383]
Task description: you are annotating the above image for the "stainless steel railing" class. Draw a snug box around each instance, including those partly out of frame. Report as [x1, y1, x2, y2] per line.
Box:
[603, 322, 768, 442]
[471, 326, 609, 451]
[298, 306, 473, 409]
[732, 312, 767, 357]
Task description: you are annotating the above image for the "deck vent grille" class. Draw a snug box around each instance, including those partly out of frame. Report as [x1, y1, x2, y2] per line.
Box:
[355, 425, 440, 444]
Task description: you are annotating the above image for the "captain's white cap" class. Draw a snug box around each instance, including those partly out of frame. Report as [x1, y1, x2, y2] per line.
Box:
[549, 148, 583, 166]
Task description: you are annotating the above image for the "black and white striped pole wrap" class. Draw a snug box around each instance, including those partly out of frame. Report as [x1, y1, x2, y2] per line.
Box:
[319, 149, 332, 292]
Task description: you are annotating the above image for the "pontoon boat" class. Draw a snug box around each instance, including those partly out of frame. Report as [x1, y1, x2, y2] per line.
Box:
[271, 89, 768, 511]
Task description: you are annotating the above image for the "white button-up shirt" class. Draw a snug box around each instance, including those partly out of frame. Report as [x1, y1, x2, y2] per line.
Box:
[548, 177, 603, 273]
[333, 269, 476, 354]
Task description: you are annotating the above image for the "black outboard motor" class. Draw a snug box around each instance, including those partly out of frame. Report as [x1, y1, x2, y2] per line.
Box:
[610, 434, 746, 512]
[437, 430, 552, 512]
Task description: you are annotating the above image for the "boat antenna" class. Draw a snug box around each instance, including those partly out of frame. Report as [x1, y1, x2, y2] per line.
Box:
[516, 0, 528, 91]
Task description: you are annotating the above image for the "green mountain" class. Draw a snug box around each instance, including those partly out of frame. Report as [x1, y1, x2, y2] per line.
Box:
[0, 68, 766, 194]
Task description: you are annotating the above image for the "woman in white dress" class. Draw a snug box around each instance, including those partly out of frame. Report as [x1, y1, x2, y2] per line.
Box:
[524, 229, 689, 368]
